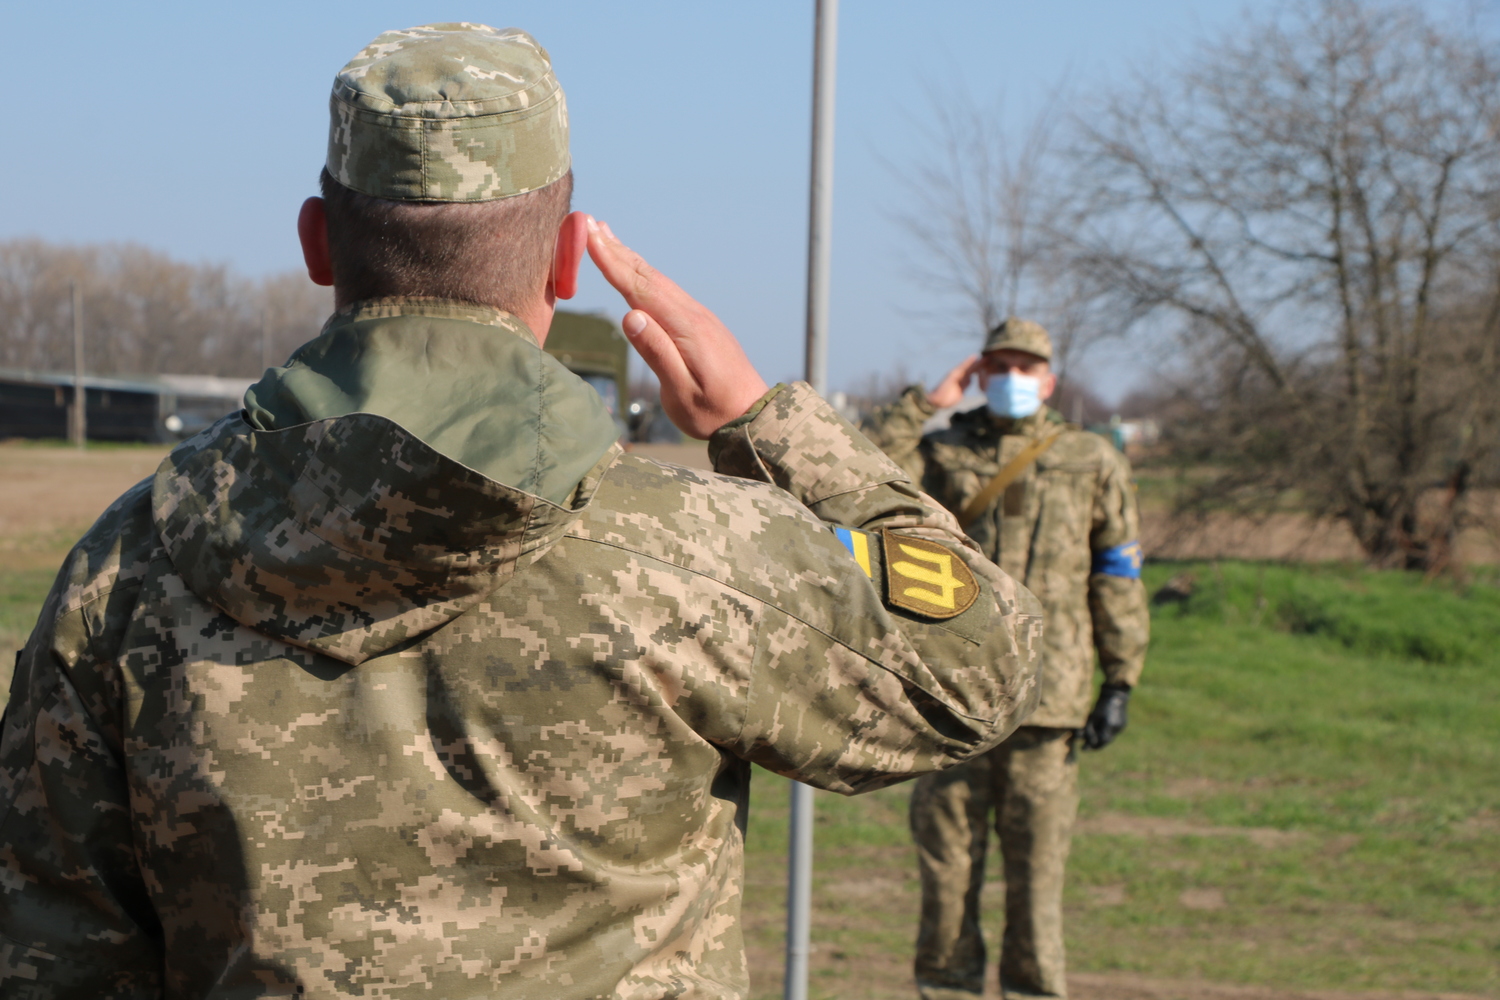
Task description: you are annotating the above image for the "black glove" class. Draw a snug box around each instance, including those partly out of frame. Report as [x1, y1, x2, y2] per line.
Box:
[1080, 683, 1131, 750]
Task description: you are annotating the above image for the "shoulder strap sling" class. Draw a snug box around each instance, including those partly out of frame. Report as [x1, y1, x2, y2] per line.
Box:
[955, 431, 1064, 531]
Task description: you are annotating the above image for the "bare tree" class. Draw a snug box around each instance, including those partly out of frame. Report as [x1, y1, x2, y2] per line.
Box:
[889, 87, 1107, 376]
[0, 240, 332, 379]
[1064, 0, 1500, 569]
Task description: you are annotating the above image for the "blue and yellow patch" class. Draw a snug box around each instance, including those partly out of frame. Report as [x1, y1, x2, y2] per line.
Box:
[833, 527, 874, 578]
[836, 527, 978, 620]
[1092, 540, 1143, 579]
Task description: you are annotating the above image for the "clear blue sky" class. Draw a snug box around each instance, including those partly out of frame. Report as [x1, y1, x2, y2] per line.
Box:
[6, 2, 1487, 399]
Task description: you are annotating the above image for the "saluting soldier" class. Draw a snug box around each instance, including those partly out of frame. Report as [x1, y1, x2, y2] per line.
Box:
[862, 318, 1150, 1000]
[0, 26, 1047, 1000]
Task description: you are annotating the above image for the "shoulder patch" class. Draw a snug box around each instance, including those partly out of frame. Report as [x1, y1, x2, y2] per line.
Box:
[1093, 540, 1143, 579]
[832, 527, 875, 578]
[881, 530, 978, 620]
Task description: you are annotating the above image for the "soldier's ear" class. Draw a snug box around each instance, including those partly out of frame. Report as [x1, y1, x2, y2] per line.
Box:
[1039, 371, 1058, 401]
[298, 198, 334, 287]
[549, 211, 589, 301]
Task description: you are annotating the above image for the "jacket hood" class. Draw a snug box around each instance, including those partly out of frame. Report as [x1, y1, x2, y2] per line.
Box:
[152, 298, 621, 665]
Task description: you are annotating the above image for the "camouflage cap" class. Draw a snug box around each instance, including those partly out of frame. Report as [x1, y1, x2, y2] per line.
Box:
[327, 23, 570, 202]
[982, 317, 1052, 361]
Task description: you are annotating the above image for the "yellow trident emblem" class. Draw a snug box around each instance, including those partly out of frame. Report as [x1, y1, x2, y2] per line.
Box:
[881, 532, 979, 619]
[893, 544, 968, 610]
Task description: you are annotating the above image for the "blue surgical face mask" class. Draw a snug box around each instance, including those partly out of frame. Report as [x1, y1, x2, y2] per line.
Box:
[986, 373, 1043, 418]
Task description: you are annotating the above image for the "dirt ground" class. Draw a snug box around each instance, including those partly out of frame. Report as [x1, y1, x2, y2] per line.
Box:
[0, 442, 171, 564]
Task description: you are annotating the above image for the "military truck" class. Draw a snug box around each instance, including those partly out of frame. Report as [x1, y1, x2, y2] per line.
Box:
[544, 310, 629, 437]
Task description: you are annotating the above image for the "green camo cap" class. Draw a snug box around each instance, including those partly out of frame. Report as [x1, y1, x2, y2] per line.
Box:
[327, 23, 570, 202]
[982, 317, 1052, 361]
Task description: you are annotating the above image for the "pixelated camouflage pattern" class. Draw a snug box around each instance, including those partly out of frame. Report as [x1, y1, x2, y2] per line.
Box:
[328, 24, 570, 202]
[981, 318, 1053, 361]
[863, 390, 1149, 728]
[911, 729, 1079, 1000]
[0, 322, 1042, 999]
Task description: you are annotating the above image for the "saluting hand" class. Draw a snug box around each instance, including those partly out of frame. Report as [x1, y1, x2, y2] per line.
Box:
[927, 355, 982, 409]
[586, 218, 770, 439]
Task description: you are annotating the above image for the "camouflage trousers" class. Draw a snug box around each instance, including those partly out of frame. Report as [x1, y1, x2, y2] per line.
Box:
[911, 727, 1080, 1000]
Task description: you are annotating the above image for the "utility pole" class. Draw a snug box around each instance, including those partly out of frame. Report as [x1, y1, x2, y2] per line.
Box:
[802, 0, 838, 399]
[260, 309, 272, 373]
[70, 281, 86, 449]
[787, 3, 838, 999]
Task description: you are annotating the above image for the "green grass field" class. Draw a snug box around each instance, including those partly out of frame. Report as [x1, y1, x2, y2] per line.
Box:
[0, 563, 57, 688]
[739, 562, 1500, 998]
[1, 559, 1495, 995]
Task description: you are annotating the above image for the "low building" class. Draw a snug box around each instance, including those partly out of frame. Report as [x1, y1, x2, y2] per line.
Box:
[0, 369, 253, 444]
[4, 310, 626, 445]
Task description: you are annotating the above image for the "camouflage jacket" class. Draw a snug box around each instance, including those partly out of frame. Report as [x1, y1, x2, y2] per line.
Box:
[862, 388, 1148, 728]
[0, 300, 1043, 1000]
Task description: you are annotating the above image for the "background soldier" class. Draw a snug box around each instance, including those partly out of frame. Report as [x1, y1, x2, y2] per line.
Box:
[862, 318, 1150, 1000]
[0, 25, 1045, 999]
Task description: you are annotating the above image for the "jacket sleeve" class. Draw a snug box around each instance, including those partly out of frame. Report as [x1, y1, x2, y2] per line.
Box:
[1087, 447, 1150, 689]
[857, 385, 936, 490]
[0, 582, 164, 999]
[709, 382, 1043, 794]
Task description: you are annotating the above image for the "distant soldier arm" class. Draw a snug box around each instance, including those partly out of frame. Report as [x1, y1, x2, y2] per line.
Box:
[1088, 448, 1150, 690]
[858, 385, 937, 489]
[710, 382, 1044, 794]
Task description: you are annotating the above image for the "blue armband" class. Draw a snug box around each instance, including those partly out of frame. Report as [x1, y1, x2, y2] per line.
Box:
[1092, 540, 1143, 579]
